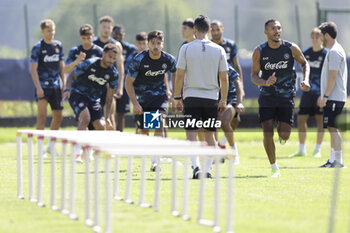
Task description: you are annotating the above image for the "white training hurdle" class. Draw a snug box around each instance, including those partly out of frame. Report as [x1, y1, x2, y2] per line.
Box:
[16, 130, 235, 233]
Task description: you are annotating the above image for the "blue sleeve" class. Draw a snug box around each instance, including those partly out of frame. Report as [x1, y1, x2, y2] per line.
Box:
[66, 47, 76, 65]
[168, 56, 177, 73]
[73, 59, 92, 76]
[127, 56, 141, 79]
[109, 68, 119, 89]
[30, 43, 40, 63]
[230, 42, 238, 60]
[59, 43, 65, 61]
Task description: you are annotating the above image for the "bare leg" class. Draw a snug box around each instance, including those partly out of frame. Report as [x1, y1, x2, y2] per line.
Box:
[36, 99, 48, 130]
[297, 114, 309, 144]
[277, 121, 291, 141]
[78, 108, 91, 130]
[219, 106, 235, 147]
[261, 119, 275, 164]
[51, 110, 63, 130]
[116, 113, 125, 132]
[315, 114, 325, 145]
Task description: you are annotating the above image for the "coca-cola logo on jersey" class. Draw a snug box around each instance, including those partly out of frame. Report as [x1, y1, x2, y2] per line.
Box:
[43, 54, 59, 62]
[264, 61, 288, 70]
[88, 74, 107, 85]
[145, 70, 166, 77]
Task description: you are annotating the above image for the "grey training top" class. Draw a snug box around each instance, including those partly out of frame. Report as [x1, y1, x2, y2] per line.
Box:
[177, 39, 228, 100]
[320, 41, 348, 102]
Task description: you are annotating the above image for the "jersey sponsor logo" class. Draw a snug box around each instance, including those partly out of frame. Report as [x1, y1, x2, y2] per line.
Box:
[43, 54, 60, 62]
[42, 50, 47, 54]
[262, 57, 269, 60]
[91, 68, 96, 72]
[144, 65, 149, 68]
[309, 60, 322, 68]
[145, 69, 166, 76]
[264, 61, 288, 70]
[88, 74, 107, 85]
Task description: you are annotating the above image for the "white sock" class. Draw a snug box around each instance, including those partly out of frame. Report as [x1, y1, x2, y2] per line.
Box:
[299, 144, 306, 154]
[74, 145, 82, 156]
[232, 143, 239, 156]
[206, 158, 214, 173]
[329, 148, 335, 163]
[230, 146, 238, 157]
[271, 163, 279, 170]
[314, 144, 321, 153]
[191, 156, 200, 169]
[334, 150, 343, 164]
[219, 135, 227, 146]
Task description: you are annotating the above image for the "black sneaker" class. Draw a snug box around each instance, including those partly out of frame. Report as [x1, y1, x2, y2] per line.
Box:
[330, 161, 346, 168]
[192, 167, 201, 179]
[206, 173, 212, 179]
[150, 163, 160, 172]
[320, 160, 332, 168]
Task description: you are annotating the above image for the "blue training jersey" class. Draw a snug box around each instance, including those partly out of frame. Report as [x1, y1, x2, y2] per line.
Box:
[227, 66, 239, 103]
[127, 49, 176, 103]
[66, 44, 103, 65]
[93, 37, 117, 49]
[303, 47, 327, 95]
[30, 39, 65, 88]
[258, 40, 296, 98]
[71, 57, 119, 101]
[217, 38, 238, 67]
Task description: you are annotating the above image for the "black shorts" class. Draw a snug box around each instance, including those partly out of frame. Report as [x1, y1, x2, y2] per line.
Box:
[258, 95, 294, 126]
[69, 91, 104, 122]
[116, 88, 130, 113]
[35, 87, 63, 110]
[183, 97, 218, 131]
[134, 95, 168, 129]
[323, 100, 345, 128]
[298, 92, 323, 116]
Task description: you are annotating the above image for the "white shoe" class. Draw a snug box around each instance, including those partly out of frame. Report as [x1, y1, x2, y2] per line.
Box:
[271, 169, 280, 178]
[312, 151, 321, 158]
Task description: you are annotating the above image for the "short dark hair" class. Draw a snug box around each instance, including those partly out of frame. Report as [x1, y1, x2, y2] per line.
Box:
[264, 19, 278, 29]
[103, 43, 118, 53]
[319, 22, 337, 39]
[182, 18, 194, 28]
[79, 24, 93, 36]
[40, 19, 55, 30]
[194, 15, 210, 33]
[112, 24, 125, 34]
[136, 32, 148, 41]
[99, 16, 114, 25]
[147, 30, 164, 42]
[211, 20, 223, 28]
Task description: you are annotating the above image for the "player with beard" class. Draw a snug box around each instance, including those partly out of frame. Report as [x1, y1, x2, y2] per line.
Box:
[125, 30, 176, 172]
[211, 20, 244, 155]
[251, 19, 310, 177]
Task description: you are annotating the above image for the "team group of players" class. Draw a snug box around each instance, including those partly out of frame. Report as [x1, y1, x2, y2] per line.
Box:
[30, 15, 347, 177]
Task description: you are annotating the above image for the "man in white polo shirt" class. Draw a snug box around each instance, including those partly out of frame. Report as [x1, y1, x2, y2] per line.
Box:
[174, 15, 229, 179]
[318, 22, 348, 168]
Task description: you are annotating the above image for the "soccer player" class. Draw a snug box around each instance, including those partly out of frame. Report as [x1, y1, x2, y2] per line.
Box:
[318, 22, 347, 168]
[289, 28, 327, 158]
[211, 20, 244, 156]
[30, 19, 65, 154]
[112, 25, 137, 131]
[125, 30, 176, 171]
[251, 19, 310, 177]
[218, 66, 245, 165]
[174, 15, 229, 179]
[62, 43, 119, 133]
[181, 18, 195, 47]
[93, 16, 124, 129]
[65, 24, 102, 74]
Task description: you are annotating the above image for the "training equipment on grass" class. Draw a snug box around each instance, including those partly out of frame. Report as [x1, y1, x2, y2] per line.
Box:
[16, 130, 235, 233]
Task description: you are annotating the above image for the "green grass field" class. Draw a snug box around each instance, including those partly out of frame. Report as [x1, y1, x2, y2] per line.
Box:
[0, 127, 349, 233]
